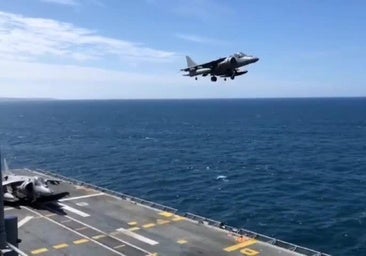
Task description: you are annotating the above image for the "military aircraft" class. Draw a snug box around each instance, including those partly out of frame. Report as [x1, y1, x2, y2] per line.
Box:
[1, 158, 69, 203]
[181, 52, 259, 82]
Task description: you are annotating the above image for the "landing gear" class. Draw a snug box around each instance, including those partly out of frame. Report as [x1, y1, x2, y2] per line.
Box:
[195, 77, 198, 80]
[224, 78, 227, 81]
[230, 75, 235, 80]
[211, 76, 217, 82]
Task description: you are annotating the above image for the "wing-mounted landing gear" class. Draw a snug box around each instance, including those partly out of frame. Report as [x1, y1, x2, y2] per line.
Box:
[195, 77, 198, 80]
[210, 76, 217, 82]
[230, 75, 235, 80]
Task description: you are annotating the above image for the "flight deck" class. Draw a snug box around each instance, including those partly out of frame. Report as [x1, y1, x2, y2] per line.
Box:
[5, 169, 330, 256]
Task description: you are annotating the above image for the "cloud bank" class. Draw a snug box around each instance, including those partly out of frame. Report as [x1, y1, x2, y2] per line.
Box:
[0, 11, 175, 63]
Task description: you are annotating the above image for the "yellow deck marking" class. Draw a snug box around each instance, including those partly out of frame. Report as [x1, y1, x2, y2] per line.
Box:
[113, 244, 125, 249]
[159, 212, 173, 217]
[128, 227, 140, 231]
[240, 248, 259, 256]
[177, 239, 187, 244]
[143, 223, 156, 228]
[31, 248, 48, 254]
[172, 215, 185, 221]
[61, 219, 71, 223]
[223, 239, 257, 252]
[157, 219, 170, 225]
[92, 234, 106, 239]
[128, 221, 137, 225]
[75, 226, 88, 231]
[150, 253, 158, 256]
[53, 243, 68, 249]
[73, 238, 89, 245]
[110, 231, 120, 236]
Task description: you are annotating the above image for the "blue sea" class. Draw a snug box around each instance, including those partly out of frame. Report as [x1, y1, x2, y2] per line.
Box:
[0, 98, 365, 255]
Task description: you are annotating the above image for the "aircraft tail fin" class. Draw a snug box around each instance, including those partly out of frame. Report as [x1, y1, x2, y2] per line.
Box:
[3, 158, 9, 173]
[1, 152, 11, 179]
[186, 56, 197, 68]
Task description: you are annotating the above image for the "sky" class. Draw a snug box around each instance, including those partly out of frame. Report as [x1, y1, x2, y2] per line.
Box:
[0, 0, 365, 99]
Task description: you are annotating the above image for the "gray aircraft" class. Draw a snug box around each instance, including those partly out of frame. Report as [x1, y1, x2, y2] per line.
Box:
[181, 52, 259, 82]
[1, 158, 68, 203]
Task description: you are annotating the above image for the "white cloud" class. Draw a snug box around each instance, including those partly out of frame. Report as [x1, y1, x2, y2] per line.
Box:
[0, 11, 175, 63]
[40, 0, 79, 6]
[175, 33, 227, 45]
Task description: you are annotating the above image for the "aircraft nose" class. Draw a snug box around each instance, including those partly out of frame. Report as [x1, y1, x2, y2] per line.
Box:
[253, 57, 259, 62]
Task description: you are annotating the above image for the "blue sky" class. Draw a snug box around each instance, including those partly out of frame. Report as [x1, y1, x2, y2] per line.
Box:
[0, 0, 365, 99]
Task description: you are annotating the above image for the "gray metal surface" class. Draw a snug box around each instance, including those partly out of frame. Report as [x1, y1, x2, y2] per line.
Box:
[4, 169, 330, 256]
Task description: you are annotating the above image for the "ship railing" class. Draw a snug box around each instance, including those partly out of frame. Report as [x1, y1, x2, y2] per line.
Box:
[32, 168, 330, 256]
[237, 227, 330, 256]
[183, 212, 222, 227]
[33, 168, 177, 214]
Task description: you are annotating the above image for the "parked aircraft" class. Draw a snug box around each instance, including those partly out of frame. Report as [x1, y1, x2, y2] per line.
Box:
[1, 158, 68, 203]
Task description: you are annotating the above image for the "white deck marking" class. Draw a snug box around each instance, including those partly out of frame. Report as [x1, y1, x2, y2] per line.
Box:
[58, 203, 90, 217]
[18, 216, 33, 228]
[76, 202, 89, 207]
[60, 213, 152, 255]
[116, 228, 159, 245]
[22, 206, 127, 256]
[59, 192, 104, 202]
[4, 207, 14, 211]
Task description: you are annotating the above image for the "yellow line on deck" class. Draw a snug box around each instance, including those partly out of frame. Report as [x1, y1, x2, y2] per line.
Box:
[31, 248, 48, 254]
[159, 211, 173, 217]
[128, 227, 140, 231]
[61, 219, 71, 223]
[92, 234, 106, 239]
[172, 215, 185, 221]
[73, 238, 89, 245]
[113, 244, 125, 249]
[143, 223, 156, 228]
[240, 248, 259, 256]
[53, 243, 68, 249]
[157, 219, 170, 225]
[223, 239, 257, 252]
[177, 239, 187, 244]
[128, 221, 137, 225]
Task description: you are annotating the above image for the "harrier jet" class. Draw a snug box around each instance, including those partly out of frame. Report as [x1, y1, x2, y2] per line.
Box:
[181, 52, 259, 82]
[1, 158, 68, 203]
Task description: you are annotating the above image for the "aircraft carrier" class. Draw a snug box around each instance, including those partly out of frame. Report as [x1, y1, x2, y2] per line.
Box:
[4, 168, 331, 256]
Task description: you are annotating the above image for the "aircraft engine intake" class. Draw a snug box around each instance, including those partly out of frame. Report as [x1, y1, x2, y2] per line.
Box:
[219, 57, 237, 69]
[19, 181, 34, 193]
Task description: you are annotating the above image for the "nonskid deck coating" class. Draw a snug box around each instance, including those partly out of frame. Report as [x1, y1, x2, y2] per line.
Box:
[4, 169, 330, 256]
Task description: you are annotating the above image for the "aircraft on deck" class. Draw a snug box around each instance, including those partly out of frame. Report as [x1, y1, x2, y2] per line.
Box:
[1, 158, 69, 203]
[181, 52, 259, 82]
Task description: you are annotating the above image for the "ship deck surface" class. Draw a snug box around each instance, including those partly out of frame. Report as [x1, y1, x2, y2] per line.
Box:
[4, 169, 329, 256]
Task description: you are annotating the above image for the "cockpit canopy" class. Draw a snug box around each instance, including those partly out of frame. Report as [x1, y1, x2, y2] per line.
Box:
[34, 176, 46, 186]
[233, 52, 248, 58]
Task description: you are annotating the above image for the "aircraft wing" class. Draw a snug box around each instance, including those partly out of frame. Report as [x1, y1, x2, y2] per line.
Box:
[2, 179, 24, 187]
[181, 57, 226, 71]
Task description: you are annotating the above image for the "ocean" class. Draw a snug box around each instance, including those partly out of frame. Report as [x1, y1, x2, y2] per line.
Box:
[0, 98, 365, 255]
